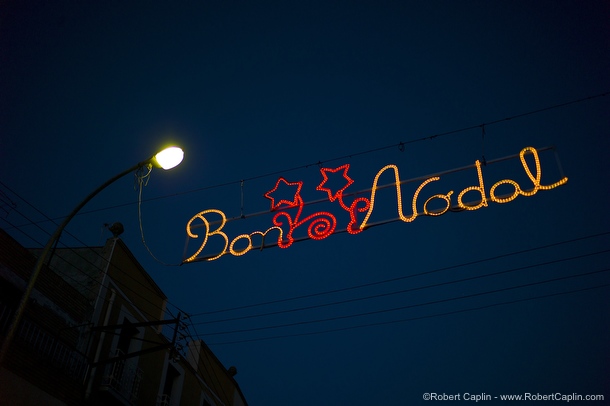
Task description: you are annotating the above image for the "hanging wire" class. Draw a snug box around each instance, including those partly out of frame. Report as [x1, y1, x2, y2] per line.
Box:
[480, 124, 487, 166]
[240, 180, 245, 219]
[135, 164, 181, 266]
[134, 164, 152, 189]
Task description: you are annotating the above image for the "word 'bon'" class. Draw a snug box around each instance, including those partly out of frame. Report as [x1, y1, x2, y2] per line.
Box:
[184, 147, 567, 262]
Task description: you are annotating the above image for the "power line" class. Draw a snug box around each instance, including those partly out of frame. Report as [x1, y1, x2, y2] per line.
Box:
[188, 231, 610, 317]
[153, 91, 610, 197]
[195, 262, 609, 336]
[6, 90, 608, 227]
[0, 181, 187, 322]
[0, 211, 175, 324]
[192, 248, 610, 326]
[205, 282, 610, 346]
[4, 177, 606, 351]
[2, 92, 608, 350]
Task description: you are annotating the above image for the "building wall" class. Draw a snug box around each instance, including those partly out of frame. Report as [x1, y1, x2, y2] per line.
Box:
[1, 231, 249, 406]
[105, 240, 167, 324]
[0, 368, 68, 406]
[0, 229, 91, 406]
[185, 340, 248, 406]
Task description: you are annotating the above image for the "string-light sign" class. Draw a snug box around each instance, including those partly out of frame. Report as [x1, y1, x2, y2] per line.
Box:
[184, 146, 567, 262]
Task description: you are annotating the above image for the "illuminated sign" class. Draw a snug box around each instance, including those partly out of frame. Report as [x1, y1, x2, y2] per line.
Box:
[184, 146, 567, 263]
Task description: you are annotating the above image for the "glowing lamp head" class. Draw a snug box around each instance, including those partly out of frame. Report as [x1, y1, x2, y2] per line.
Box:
[153, 146, 184, 170]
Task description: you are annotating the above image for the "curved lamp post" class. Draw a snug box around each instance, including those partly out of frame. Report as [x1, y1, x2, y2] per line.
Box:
[0, 146, 184, 366]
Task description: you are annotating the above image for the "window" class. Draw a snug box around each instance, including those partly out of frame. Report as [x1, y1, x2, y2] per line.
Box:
[162, 364, 180, 400]
[158, 360, 184, 406]
[117, 318, 139, 354]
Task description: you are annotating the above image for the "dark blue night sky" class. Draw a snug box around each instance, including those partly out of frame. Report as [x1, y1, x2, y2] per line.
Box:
[1, 1, 609, 405]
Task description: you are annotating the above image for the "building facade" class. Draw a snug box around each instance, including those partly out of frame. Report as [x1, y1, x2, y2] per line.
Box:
[0, 228, 247, 406]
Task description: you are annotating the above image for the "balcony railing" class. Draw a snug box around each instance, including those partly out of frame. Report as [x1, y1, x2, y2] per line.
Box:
[0, 302, 88, 380]
[101, 349, 143, 405]
[157, 393, 171, 406]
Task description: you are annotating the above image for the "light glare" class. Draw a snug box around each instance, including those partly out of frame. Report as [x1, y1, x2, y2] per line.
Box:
[155, 146, 184, 170]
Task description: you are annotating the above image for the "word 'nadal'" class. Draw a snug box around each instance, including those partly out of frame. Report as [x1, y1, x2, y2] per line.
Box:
[185, 147, 567, 262]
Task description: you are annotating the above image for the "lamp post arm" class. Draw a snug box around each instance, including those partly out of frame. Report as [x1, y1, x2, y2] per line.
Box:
[0, 158, 152, 366]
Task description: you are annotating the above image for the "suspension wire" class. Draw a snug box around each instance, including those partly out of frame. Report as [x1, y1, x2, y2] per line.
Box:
[154, 91, 610, 201]
[6, 90, 607, 227]
[480, 124, 486, 165]
[186, 145, 559, 231]
[240, 180, 245, 219]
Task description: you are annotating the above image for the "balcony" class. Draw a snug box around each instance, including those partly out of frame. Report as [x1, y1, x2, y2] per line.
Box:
[0, 301, 88, 381]
[157, 393, 171, 406]
[100, 349, 143, 405]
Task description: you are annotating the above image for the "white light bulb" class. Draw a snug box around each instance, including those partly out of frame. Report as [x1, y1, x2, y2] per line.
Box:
[155, 146, 184, 170]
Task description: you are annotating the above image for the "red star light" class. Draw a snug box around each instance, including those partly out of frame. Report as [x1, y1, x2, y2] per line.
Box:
[316, 164, 354, 202]
[264, 177, 303, 210]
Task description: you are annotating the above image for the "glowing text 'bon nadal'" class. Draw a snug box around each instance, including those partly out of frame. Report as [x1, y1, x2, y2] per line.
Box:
[184, 146, 567, 262]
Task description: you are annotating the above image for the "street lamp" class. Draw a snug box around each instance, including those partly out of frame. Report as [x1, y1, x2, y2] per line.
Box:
[0, 146, 184, 366]
[153, 146, 184, 170]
